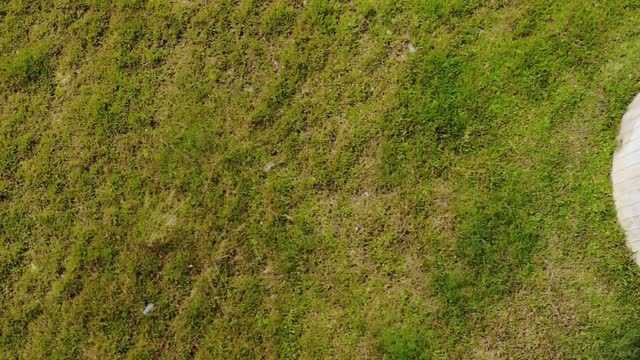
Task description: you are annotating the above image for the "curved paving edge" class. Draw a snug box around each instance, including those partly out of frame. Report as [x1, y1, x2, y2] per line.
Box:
[612, 93, 640, 265]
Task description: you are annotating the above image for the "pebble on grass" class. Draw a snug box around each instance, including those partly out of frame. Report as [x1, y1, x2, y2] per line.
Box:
[143, 303, 155, 316]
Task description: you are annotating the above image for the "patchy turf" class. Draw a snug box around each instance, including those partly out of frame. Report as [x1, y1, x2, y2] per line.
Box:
[2, 0, 640, 358]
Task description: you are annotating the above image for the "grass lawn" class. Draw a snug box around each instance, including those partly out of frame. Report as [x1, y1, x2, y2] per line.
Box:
[3, 0, 640, 358]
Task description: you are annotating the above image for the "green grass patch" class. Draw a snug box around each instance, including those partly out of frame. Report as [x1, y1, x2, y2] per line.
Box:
[3, 0, 640, 358]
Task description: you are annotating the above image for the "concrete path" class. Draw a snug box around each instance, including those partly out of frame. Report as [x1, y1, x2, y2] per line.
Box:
[612, 93, 640, 264]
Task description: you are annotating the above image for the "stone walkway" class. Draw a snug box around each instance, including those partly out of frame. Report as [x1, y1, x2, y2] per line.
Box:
[612, 94, 640, 264]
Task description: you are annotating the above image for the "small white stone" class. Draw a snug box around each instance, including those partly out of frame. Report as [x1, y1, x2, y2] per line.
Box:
[245, 86, 254, 93]
[408, 44, 416, 53]
[264, 162, 275, 172]
[143, 303, 155, 316]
